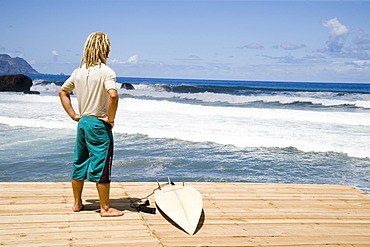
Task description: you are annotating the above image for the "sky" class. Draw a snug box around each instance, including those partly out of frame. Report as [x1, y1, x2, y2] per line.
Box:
[1, 0, 370, 82]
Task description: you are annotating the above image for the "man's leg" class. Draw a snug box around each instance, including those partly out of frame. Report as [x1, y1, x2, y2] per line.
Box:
[96, 183, 124, 217]
[71, 179, 84, 212]
[71, 118, 89, 212]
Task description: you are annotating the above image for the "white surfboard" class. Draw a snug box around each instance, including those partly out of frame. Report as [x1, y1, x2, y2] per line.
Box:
[154, 183, 203, 235]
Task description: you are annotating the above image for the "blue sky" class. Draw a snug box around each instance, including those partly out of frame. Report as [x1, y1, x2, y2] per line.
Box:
[1, 0, 370, 82]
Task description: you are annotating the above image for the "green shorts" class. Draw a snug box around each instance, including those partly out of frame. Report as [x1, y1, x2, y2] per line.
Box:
[71, 116, 113, 183]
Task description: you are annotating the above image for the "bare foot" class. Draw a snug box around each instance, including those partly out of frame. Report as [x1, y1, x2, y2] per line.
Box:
[100, 207, 124, 217]
[72, 204, 84, 212]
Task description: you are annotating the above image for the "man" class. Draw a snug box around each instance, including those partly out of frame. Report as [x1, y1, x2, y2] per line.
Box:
[58, 32, 123, 217]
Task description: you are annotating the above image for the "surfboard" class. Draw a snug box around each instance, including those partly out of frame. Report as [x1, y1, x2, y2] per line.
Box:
[154, 182, 203, 235]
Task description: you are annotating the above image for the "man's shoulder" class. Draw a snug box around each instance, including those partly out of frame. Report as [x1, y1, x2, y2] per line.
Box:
[101, 64, 116, 77]
[72, 65, 87, 74]
[101, 63, 115, 72]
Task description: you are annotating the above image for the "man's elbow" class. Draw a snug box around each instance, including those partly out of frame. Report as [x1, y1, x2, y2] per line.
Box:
[58, 89, 66, 97]
[108, 89, 119, 100]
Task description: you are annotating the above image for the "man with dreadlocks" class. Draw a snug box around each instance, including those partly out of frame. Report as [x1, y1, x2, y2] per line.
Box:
[58, 32, 124, 217]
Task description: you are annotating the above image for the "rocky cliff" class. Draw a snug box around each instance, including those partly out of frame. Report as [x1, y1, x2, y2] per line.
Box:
[0, 54, 39, 74]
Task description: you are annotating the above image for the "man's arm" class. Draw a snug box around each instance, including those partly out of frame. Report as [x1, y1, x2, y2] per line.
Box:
[58, 89, 81, 122]
[99, 89, 119, 129]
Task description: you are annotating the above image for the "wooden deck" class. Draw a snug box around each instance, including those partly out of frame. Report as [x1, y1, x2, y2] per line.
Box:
[0, 182, 369, 246]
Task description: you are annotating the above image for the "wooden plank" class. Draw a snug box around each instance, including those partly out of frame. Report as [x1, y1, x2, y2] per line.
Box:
[0, 182, 369, 246]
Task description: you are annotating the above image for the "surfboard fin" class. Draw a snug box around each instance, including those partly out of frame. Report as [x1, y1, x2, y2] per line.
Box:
[157, 179, 161, 190]
[168, 176, 175, 185]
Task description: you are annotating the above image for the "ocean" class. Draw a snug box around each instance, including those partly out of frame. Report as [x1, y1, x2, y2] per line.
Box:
[0, 74, 369, 193]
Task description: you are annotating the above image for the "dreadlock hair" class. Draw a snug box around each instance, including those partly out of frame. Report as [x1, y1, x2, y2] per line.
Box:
[80, 32, 111, 68]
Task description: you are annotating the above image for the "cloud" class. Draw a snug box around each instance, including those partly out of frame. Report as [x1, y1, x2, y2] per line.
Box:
[352, 29, 370, 51]
[323, 18, 349, 36]
[188, 55, 200, 59]
[118, 60, 237, 80]
[1, 49, 24, 58]
[175, 55, 203, 62]
[341, 29, 370, 60]
[10, 51, 24, 58]
[51, 50, 59, 62]
[264, 54, 327, 64]
[355, 38, 370, 47]
[241, 43, 264, 49]
[127, 54, 139, 64]
[318, 23, 370, 60]
[279, 42, 306, 50]
[352, 60, 370, 67]
[322, 18, 349, 53]
[110, 54, 139, 65]
[109, 55, 369, 82]
[108, 58, 120, 65]
[345, 47, 370, 60]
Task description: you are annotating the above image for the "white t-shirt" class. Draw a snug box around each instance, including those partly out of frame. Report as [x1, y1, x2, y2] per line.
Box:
[61, 63, 117, 118]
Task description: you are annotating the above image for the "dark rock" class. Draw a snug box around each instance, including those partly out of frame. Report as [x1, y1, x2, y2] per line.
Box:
[24, 90, 40, 95]
[120, 83, 135, 90]
[0, 54, 39, 74]
[0, 74, 33, 92]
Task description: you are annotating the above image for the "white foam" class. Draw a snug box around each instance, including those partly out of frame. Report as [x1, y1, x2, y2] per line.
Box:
[31, 82, 124, 94]
[32, 79, 45, 85]
[1, 93, 370, 158]
[31, 82, 370, 109]
[114, 98, 370, 158]
[119, 84, 370, 108]
[0, 116, 76, 129]
[31, 82, 60, 93]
